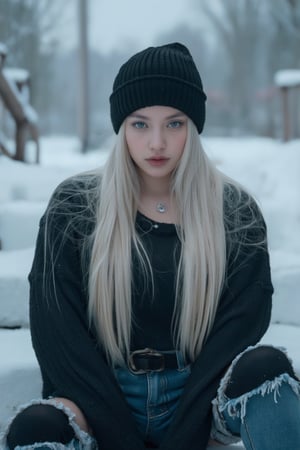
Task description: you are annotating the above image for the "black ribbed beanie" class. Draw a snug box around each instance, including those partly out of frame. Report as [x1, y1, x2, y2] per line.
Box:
[109, 42, 207, 134]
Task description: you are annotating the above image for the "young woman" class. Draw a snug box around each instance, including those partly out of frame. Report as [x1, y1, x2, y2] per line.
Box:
[2, 42, 300, 450]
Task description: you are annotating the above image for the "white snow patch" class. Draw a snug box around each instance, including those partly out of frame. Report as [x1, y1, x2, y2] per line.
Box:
[274, 69, 300, 87]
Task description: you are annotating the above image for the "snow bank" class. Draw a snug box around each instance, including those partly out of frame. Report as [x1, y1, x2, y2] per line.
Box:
[0, 43, 7, 56]
[0, 201, 46, 250]
[0, 136, 109, 202]
[0, 248, 33, 327]
[274, 69, 300, 87]
[3, 68, 30, 85]
[203, 137, 300, 255]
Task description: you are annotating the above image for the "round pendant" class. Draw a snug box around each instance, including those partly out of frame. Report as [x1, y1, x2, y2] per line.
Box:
[156, 202, 167, 213]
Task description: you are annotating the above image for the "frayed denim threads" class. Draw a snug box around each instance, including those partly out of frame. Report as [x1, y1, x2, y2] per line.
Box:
[211, 344, 300, 446]
[219, 372, 300, 420]
[0, 398, 97, 450]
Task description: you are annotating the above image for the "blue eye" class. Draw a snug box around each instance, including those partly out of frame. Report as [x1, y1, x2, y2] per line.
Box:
[168, 120, 183, 128]
[132, 121, 147, 129]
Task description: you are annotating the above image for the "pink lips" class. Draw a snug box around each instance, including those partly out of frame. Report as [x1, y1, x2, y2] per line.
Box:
[147, 157, 169, 167]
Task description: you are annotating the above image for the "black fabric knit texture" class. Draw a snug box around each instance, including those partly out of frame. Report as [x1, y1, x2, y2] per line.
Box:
[109, 42, 207, 134]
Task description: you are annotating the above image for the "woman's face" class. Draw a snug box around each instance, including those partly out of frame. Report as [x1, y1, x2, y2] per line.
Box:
[125, 105, 188, 183]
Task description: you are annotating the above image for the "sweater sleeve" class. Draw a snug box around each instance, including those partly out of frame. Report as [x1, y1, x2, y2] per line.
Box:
[28, 181, 145, 450]
[159, 209, 273, 450]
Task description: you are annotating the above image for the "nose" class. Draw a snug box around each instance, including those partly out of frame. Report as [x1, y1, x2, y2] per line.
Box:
[149, 127, 166, 151]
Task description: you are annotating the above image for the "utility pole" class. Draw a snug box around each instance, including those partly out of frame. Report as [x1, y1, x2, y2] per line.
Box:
[78, 0, 89, 153]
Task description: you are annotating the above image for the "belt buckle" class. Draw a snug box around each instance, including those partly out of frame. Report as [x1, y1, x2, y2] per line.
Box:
[128, 348, 165, 374]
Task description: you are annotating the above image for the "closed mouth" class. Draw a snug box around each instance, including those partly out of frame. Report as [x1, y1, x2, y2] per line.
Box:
[147, 157, 168, 161]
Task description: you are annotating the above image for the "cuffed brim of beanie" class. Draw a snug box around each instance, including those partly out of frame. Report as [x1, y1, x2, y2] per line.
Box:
[110, 77, 206, 134]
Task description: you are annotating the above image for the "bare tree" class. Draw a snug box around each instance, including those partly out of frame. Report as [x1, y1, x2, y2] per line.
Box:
[193, 0, 271, 133]
[191, 0, 300, 135]
[266, 0, 300, 69]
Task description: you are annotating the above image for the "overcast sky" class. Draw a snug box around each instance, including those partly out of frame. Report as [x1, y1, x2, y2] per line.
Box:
[58, 0, 199, 54]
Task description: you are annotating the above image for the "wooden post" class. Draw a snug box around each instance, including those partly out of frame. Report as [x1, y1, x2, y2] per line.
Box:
[281, 86, 290, 142]
[275, 70, 300, 142]
[15, 121, 27, 161]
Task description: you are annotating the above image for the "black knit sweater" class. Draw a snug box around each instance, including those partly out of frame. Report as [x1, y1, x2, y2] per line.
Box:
[28, 174, 273, 450]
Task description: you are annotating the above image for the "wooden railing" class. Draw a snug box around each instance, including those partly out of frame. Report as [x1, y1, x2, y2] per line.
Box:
[0, 44, 39, 162]
[274, 69, 300, 142]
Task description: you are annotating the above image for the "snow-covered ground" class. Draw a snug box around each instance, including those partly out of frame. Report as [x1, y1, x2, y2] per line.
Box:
[0, 135, 299, 447]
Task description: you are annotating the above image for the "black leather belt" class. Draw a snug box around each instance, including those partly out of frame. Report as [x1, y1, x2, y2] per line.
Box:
[128, 348, 179, 374]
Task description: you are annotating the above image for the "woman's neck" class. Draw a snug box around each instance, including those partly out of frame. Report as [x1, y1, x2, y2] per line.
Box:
[139, 173, 171, 198]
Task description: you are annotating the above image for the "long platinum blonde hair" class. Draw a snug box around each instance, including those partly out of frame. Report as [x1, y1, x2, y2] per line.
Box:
[45, 119, 265, 367]
[88, 119, 245, 366]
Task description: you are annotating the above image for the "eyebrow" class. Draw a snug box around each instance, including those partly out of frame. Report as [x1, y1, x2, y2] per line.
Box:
[128, 112, 186, 120]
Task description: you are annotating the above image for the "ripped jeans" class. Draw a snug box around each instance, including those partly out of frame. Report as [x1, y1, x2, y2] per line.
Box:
[0, 399, 97, 450]
[210, 346, 300, 448]
[1, 345, 300, 449]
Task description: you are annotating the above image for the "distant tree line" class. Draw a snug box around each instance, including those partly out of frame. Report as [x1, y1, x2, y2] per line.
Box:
[0, 0, 299, 143]
[190, 0, 300, 137]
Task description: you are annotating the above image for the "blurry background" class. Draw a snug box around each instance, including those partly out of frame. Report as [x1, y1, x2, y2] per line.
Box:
[0, 0, 299, 150]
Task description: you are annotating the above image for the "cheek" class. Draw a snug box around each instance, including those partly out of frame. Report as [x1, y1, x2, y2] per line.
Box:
[126, 138, 139, 159]
[176, 131, 187, 156]
[125, 135, 142, 162]
[125, 128, 142, 151]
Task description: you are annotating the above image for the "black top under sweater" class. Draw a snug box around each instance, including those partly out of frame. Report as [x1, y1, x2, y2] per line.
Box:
[28, 173, 273, 450]
[131, 212, 180, 350]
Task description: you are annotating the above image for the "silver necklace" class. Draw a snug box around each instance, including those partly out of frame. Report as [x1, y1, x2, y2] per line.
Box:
[156, 202, 167, 213]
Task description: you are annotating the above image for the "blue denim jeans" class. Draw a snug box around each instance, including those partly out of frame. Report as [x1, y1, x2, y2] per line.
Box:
[113, 350, 191, 446]
[219, 383, 300, 449]
[1, 346, 300, 449]
[115, 346, 300, 449]
[0, 399, 97, 450]
[211, 345, 300, 449]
